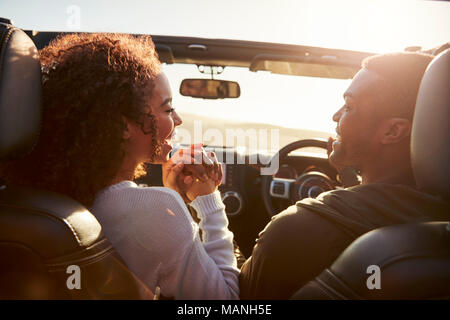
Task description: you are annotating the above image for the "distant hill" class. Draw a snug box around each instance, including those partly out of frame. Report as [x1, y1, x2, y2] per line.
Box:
[174, 113, 331, 153]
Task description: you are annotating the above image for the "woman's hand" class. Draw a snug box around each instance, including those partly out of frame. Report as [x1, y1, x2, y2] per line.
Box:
[184, 174, 217, 202]
[162, 144, 223, 202]
[184, 151, 223, 202]
[162, 160, 190, 202]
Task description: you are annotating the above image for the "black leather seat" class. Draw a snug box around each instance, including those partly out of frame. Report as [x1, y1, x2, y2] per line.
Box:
[292, 49, 450, 300]
[0, 20, 150, 299]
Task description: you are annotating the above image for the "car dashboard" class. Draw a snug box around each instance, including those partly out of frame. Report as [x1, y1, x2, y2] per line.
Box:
[137, 144, 338, 257]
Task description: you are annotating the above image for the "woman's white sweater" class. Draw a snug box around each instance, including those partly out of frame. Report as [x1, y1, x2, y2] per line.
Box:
[90, 181, 239, 299]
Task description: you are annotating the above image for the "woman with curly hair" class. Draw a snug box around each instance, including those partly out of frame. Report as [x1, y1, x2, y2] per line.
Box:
[1, 33, 239, 299]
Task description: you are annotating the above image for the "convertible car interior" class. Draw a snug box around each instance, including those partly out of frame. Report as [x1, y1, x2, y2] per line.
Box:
[22, 27, 376, 258]
[0, 17, 448, 299]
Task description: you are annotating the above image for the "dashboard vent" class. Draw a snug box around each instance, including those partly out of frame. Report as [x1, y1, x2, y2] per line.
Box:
[272, 182, 285, 195]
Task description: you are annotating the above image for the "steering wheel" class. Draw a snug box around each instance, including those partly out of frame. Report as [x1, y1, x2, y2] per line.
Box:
[261, 138, 336, 217]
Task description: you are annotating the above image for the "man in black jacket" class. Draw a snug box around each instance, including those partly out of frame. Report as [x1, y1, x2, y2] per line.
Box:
[239, 52, 450, 299]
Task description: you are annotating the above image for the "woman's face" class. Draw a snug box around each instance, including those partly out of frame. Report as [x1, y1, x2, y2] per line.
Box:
[126, 72, 182, 165]
[151, 72, 183, 163]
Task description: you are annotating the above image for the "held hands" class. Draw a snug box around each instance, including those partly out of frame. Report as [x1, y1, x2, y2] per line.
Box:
[162, 144, 223, 202]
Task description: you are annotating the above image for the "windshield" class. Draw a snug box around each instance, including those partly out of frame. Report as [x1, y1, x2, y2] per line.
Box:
[164, 63, 349, 153]
[2, 0, 449, 154]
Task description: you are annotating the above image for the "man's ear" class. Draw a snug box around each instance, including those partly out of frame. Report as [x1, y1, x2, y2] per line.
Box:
[379, 118, 411, 145]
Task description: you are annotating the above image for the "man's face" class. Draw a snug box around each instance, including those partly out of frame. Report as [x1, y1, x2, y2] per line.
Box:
[330, 68, 384, 169]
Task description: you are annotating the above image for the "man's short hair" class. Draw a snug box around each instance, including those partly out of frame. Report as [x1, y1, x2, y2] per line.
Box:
[361, 52, 434, 120]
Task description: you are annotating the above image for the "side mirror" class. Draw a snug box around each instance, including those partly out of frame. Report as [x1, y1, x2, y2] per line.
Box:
[180, 79, 240, 99]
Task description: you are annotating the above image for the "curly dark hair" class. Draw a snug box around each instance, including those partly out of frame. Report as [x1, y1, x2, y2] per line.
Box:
[0, 33, 162, 206]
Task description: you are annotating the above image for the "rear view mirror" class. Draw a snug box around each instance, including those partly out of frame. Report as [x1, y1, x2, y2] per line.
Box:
[180, 79, 240, 99]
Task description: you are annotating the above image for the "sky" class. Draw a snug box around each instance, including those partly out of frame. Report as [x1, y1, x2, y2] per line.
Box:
[3, 0, 449, 52]
[1, 0, 449, 133]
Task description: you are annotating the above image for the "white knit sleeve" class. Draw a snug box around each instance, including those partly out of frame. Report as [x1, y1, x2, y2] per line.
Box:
[125, 187, 239, 300]
[188, 191, 240, 298]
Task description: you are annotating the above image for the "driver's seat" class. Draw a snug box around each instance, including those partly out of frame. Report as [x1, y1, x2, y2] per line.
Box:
[291, 49, 450, 299]
[0, 20, 150, 299]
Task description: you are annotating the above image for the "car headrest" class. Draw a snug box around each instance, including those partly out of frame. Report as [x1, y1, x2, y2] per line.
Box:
[411, 49, 450, 200]
[0, 21, 41, 160]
